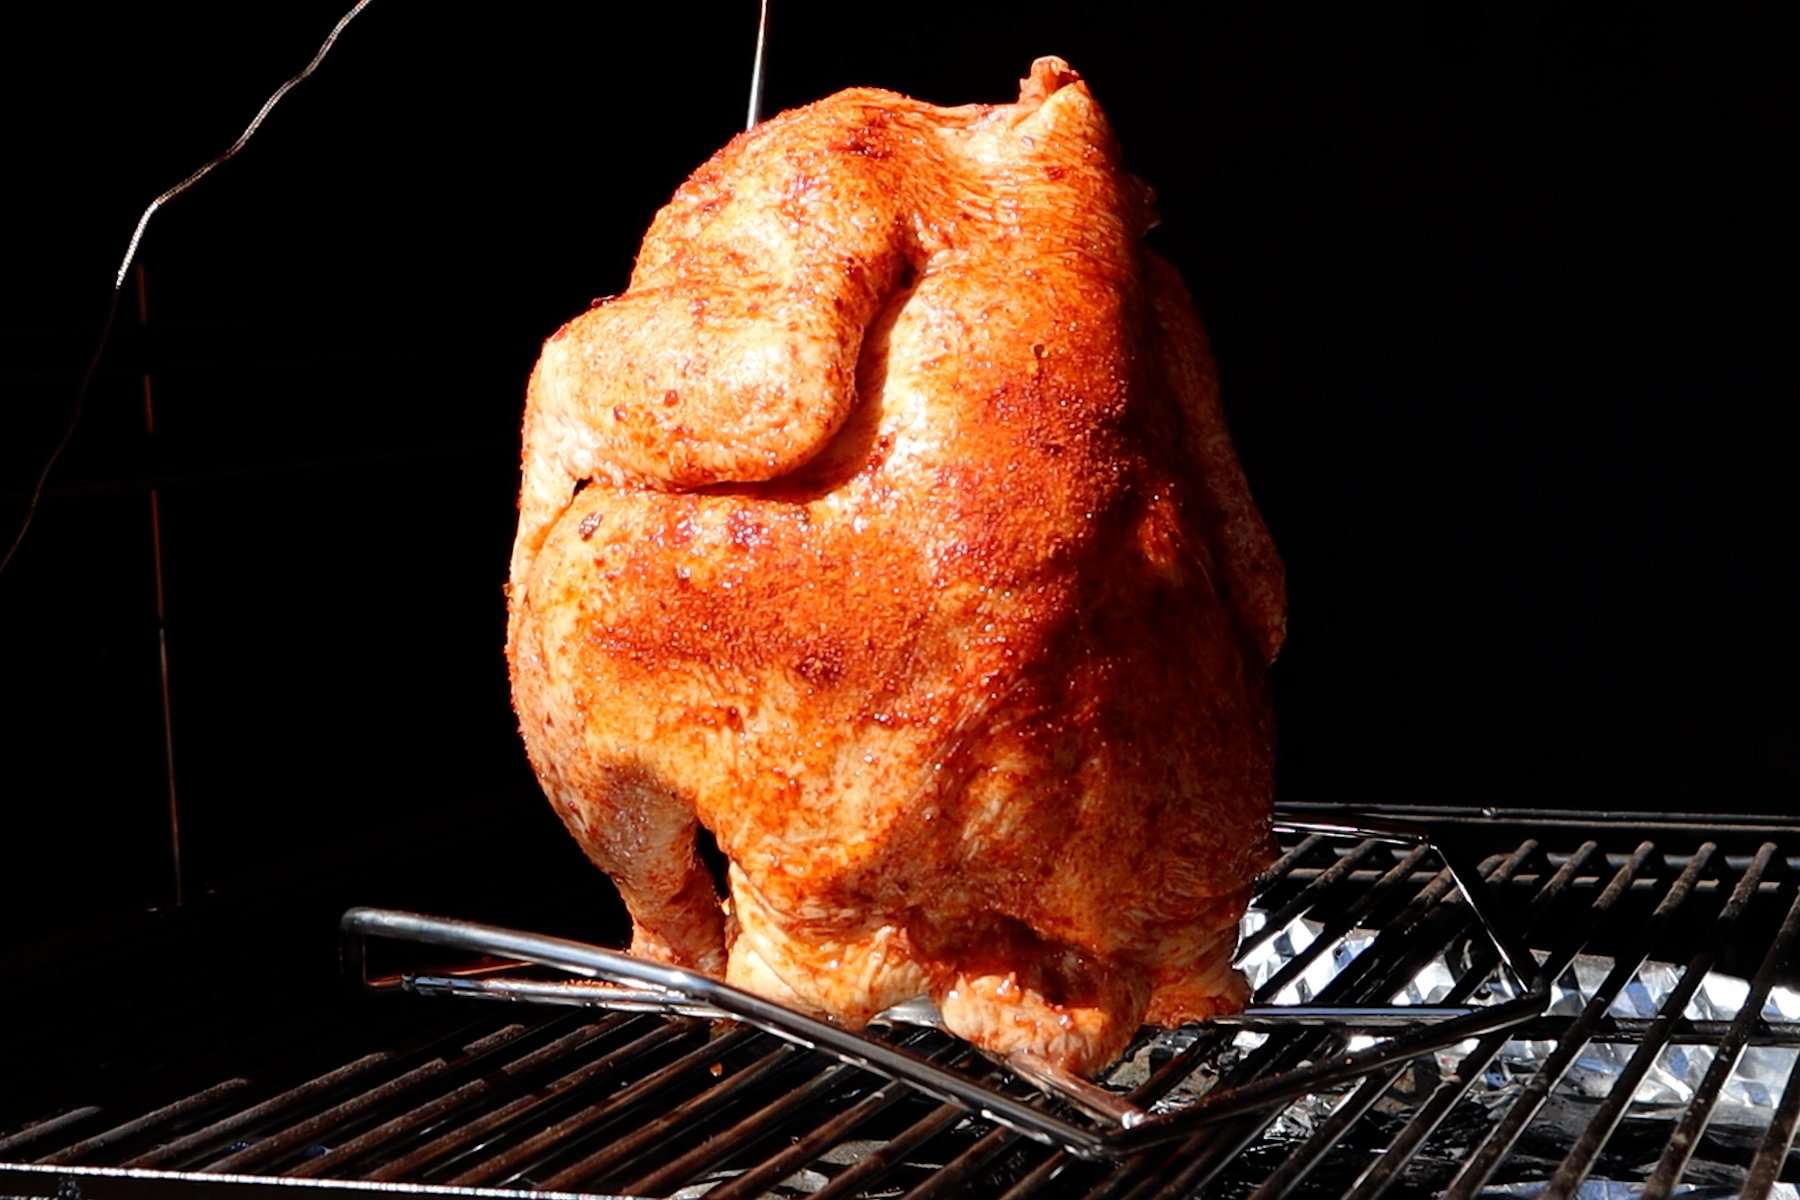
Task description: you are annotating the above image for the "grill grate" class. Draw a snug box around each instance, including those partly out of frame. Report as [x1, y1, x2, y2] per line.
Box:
[6, 807, 1800, 1198]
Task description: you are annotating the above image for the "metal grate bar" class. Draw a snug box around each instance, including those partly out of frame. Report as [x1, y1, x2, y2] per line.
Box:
[1744, 1044, 1800, 1198]
[1443, 842, 1720, 1199]
[621, 1030, 944, 1198]
[1542, 842, 1779, 1199]
[703, 1051, 976, 1200]
[999, 1146, 1079, 1200]
[35, 1078, 249, 1165]
[0, 1109, 101, 1159]
[1282, 867, 1785, 897]
[1343, 839, 1655, 1200]
[120, 1052, 392, 1169]
[1507, 1014, 1800, 1047]
[536, 1039, 801, 1191]
[901, 1123, 1023, 1200]
[287, 1016, 628, 1179]
[1266, 847, 1491, 1006]
[445, 1024, 754, 1188]
[809, 1080, 1009, 1200]
[1261, 833, 1327, 883]
[107, 1015, 519, 1170]
[365, 1018, 689, 1183]
[1121, 844, 1534, 1200]
[1643, 867, 1800, 1198]
[1237, 838, 1384, 959]
[1249, 840, 1603, 1199]
[197, 1022, 535, 1174]
[1251, 843, 1433, 1002]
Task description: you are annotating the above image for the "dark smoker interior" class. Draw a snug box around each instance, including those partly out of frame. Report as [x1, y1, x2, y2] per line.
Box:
[1, 1, 1792, 1083]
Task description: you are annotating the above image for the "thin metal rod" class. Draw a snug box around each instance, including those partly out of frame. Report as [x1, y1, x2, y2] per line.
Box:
[392, 973, 732, 1019]
[1510, 1015, 1800, 1047]
[702, 1070, 944, 1200]
[745, 0, 769, 130]
[903, 1126, 1021, 1200]
[812, 1078, 1004, 1200]
[34, 1080, 247, 1166]
[1000, 1149, 1080, 1200]
[1258, 832, 1326, 883]
[1444, 842, 1721, 1200]
[198, 1024, 533, 1174]
[1644, 869, 1800, 1199]
[1745, 1047, 1800, 1198]
[1280, 867, 1785, 895]
[1277, 800, 1800, 834]
[289, 1018, 625, 1179]
[122, 1052, 394, 1169]
[621, 1029, 942, 1198]
[1237, 837, 1383, 958]
[1542, 843, 1779, 1200]
[403, 964, 1497, 1034]
[0, 1110, 101, 1159]
[536, 1040, 798, 1191]
[366, 1019, 687, 1183]
[0, 0, 376, 580]
[136, 264, 184, 909]
[445, 1026, 757, 1188]
[1001, 1053, 1144, 1127]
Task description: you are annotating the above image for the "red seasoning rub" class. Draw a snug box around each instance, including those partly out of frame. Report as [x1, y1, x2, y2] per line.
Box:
[507, 58, 1284, 1075]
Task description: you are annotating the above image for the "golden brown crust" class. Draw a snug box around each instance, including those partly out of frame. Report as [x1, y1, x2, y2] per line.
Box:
[507, 57, 1284, 1074]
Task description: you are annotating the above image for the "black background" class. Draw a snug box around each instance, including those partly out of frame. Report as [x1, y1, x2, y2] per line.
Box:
[2, 2, 1793, 943]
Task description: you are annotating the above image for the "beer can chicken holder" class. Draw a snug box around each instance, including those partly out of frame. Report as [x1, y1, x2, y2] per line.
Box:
[341, 813, 1551, 1161]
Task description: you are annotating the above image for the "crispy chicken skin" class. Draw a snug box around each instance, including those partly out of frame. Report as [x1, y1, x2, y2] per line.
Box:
[506, 58, 1285, 1074]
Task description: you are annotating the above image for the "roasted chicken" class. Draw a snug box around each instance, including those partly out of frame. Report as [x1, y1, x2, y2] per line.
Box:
[506, 58, 1285, 1074]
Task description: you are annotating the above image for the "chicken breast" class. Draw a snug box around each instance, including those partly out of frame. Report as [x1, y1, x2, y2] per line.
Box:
[506, 58, 1284, 1074]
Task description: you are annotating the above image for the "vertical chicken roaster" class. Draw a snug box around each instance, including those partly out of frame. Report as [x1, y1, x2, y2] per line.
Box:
[506, 58, 1285, 1075]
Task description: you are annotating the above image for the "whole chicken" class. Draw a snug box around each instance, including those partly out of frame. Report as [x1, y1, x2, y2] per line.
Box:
[506, 58, 1285, 1075]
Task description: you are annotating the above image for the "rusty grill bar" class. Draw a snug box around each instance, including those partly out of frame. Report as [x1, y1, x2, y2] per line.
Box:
[5, 807, 1800, 1198]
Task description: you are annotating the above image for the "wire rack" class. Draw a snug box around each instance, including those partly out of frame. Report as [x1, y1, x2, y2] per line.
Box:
[6, 808, 1800, 1198]
[338, 814, 1549, 1162]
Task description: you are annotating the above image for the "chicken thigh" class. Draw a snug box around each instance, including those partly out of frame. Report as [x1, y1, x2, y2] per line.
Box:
[507, 58, 1285, 1074]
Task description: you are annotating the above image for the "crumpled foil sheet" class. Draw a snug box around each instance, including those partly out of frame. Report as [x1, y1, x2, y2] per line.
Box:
[1232, 910, 1800, 1125]
[1106, 909, 1800, 1196]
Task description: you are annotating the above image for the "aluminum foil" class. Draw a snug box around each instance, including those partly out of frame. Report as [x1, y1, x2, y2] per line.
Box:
[1234, 910, 1799, 1125]
[1108, 909, 1800, 1196]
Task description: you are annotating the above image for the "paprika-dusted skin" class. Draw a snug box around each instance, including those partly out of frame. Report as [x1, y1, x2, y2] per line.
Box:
[507, 58, 1285, 1075]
